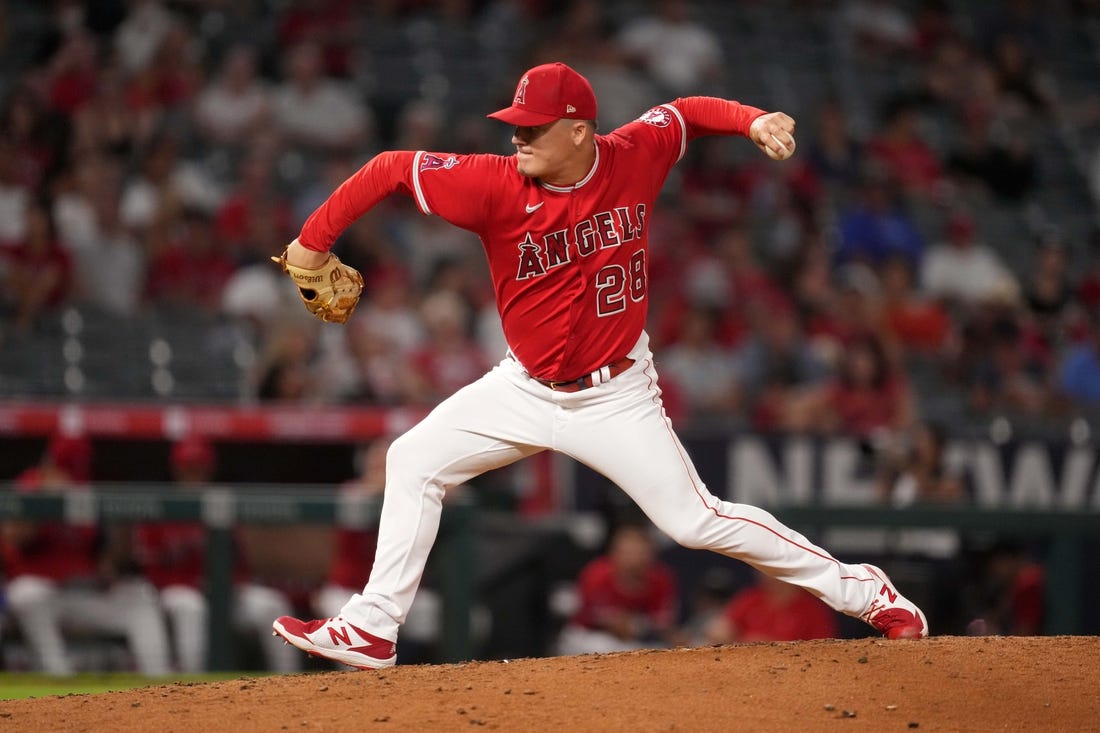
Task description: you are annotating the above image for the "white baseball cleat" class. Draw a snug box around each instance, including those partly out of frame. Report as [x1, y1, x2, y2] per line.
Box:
[859, 564, 929, 639]
[272, 615, 397, 669]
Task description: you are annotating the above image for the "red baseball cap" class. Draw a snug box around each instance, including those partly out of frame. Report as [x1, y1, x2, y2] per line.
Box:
[487, 62, 598, 127]
[171, 436, 215, 473]
[46, 434, 93, 482]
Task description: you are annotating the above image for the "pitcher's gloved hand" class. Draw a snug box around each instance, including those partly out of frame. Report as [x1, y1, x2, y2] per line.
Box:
[271, 246, 364, 324]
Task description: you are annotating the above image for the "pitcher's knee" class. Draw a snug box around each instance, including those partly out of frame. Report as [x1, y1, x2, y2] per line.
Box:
[658, 522, 708, 550]
[386, 433, 432, 483]
[385, 432, 449, 497]
[658, 513, 740, 552]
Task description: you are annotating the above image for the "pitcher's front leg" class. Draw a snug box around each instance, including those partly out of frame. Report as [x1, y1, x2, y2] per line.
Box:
[342, 368, 551, 638]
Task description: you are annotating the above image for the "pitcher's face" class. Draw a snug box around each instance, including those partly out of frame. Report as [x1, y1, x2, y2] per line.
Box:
[511, 119, 588, 183]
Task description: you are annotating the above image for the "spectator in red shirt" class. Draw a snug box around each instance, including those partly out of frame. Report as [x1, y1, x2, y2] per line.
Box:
[810, 333, 915, 441]
[866, 98, 944, 198]
[214, 152, 293, 263]
[966, 541, 1045, 636]
[124, 23, 201, 112]
[406, 291, 491, 406]
[46, 30, 101, 116]
[2, 433, 172, 676]
[276, 0, 359, 78]
[144, 208, 236, 311]
[132, 437, 299, 673]
[0, 84, 63, 192]
[556, 523, 680, 655]
[0, 199, 73, 334]
[706, 572, 838, 643]
[880, 255, 951, 355]
[1076, 228, 1100, 313]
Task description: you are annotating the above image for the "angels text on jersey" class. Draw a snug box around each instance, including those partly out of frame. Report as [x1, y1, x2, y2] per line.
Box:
[515, 203, 647, 280]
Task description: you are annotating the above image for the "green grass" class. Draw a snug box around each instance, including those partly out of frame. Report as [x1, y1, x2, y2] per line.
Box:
[0, 671, 270, 700]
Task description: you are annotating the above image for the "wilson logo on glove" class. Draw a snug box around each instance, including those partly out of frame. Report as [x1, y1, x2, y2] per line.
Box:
[272, 246, 365, 324]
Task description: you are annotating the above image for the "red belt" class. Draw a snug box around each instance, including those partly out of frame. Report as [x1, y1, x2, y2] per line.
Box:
[530, 357, 635, 392]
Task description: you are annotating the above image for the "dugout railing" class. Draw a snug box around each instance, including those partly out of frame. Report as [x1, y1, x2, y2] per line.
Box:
[0, 484, 474, 671]
[0, 487, 1096, 671]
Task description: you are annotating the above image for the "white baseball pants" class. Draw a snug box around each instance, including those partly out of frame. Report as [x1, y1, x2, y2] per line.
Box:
[340, 333, 882, 641]
[159, 583, 301, 673]
[5, 575, 172, 676]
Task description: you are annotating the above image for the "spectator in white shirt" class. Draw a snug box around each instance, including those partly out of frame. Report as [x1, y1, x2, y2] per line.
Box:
[53, 156, 145, 315]
[0, 143, 29, 245]
[195, 45, 271, 145]
[273, 42, 371, 152]
[921, 213, 1018, 306]
[616, 0, 723, 97]
[113, 0, 174, 75]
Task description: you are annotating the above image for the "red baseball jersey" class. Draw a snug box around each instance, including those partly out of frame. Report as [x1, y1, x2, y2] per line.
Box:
[300, 97, 765, 380]
[133, 522, 208, 589]
[133, 522, 249, 589]
[1, 468, 98, 582]
[723, 584, 838, 641]
[570, 554, 679, 633]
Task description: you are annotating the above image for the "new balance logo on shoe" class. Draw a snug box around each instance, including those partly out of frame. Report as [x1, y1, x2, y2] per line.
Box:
[272, 615, 397, 670]
[860, 565, 929, 640]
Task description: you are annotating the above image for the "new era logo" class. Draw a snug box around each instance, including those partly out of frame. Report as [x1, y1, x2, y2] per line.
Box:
[566, 104, 576, 113]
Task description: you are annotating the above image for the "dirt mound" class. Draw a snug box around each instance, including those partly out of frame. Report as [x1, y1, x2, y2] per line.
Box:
[1, 636, 1096, 732]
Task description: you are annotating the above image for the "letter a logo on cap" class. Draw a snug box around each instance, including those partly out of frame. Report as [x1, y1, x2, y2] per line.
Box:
[488, 63, 598, 127]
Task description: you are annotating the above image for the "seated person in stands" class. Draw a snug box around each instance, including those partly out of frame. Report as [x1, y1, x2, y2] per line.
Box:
[1, 433, 171, 676]
[706, 571, 838, 643]
[964, 540, 1044, 636]
[556, 523, 680, 655]
[131, 436, 300, 673]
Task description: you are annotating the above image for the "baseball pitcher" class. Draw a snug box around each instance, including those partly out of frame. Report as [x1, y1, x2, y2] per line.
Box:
[272, 62, 927, 669]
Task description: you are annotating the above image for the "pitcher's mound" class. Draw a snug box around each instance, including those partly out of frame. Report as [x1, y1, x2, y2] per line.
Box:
[3, 636, 1097, 732]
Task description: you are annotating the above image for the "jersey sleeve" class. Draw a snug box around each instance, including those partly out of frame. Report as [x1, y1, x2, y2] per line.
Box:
[671, 96, 768, 140]
[407, 151, 500, 234]
[606, 104, 692, 173]
[298, 150, 497, 251]
[299, 150, 417, 251]
[607, 96, 769, 173]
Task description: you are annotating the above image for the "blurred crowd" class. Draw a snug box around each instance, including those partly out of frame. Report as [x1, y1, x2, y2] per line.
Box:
[0, 0, 1097, 447]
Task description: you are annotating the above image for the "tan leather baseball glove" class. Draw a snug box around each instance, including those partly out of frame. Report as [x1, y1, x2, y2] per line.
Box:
[271, 246, 364, 324]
